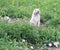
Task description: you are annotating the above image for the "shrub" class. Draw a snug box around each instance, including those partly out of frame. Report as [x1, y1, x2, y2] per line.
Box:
[0, 37, 29, 50]
[0, 20, 60, 45]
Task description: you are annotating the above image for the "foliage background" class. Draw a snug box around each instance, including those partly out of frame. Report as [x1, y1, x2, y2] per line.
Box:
[0, 0, 60, 50]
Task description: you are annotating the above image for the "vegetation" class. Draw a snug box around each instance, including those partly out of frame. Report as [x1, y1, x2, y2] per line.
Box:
[0, 0, 60, 50]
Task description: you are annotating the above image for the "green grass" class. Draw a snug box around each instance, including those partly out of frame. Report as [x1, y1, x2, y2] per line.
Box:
[0, 0, 60, 50]
[0, 0, 60, 26]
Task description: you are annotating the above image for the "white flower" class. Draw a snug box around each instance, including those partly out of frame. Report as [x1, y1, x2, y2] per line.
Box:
[4, 16, 10, 20]
[30, 46, 34, 49]
[53, 41, 59, 47]
[48, 43, 52, 47]
[6, 17, 9, 20]
[22, 39, 25, 42]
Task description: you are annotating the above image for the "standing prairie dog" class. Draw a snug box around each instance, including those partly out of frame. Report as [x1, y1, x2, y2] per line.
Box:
[30, 8, 40, 26]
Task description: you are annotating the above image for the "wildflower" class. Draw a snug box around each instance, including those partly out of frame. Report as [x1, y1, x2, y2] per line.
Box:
[4, 16, 10, 20]
[53, 41, 59, 47]
[48, 43, 52, 47]
[22, 39, 25, 43]
[30, 46, 34, 49]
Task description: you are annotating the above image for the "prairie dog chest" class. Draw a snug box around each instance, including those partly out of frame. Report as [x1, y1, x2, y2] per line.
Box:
[32, 16, 40, 22]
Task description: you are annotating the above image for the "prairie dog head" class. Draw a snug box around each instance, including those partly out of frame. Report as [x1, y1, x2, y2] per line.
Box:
[33, 8, 40, 15]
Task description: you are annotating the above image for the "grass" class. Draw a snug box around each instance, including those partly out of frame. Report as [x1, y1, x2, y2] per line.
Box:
[0, 0, 60, 27]
[0, 0, 60, 50]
